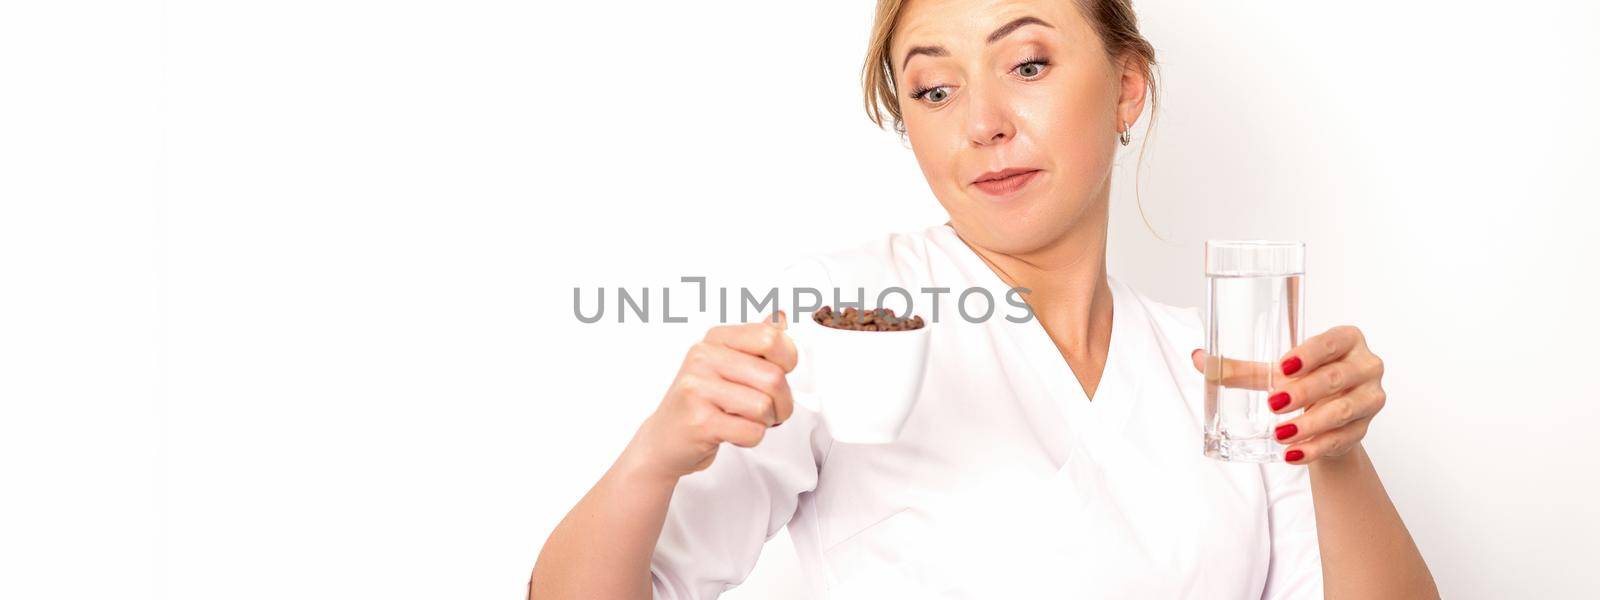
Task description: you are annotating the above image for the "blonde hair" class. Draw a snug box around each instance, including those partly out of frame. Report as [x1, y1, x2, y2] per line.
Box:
[860, 0, 1163, 235]
[862, 0, 1159, 137]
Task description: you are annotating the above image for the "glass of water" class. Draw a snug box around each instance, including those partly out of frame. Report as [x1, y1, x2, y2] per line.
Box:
[1202, 240, 1305, 462]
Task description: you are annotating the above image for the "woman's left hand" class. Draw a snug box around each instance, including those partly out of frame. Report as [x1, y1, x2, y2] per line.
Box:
[1190, 325, 1387, 465]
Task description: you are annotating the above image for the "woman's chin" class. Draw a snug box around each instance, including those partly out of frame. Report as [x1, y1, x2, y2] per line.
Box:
[951, 217, 1064, 255]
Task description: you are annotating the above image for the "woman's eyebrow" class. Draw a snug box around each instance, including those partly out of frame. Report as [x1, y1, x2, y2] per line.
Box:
[900, 45, 949, 71]
[900, 16, 1055, 71]
[984, 16, 1054, 44]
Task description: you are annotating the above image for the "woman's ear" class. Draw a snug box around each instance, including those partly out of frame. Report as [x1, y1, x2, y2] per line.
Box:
[1116, 54, 1149, 126]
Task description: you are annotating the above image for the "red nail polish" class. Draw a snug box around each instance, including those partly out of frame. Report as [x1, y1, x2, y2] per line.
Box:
[1268, 392, 1291, 411]
[1275, 423, 1297, 440]
[1285, 449, 1305, 462]
[1281, 356, 1302, 376]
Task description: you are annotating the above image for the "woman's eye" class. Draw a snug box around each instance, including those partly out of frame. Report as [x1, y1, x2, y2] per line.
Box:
[913, 86, 951, 105]
[1013, 60, 1049, 79]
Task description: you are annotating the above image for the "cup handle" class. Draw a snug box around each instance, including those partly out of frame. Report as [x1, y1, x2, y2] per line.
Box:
[784, 326, 821, 413]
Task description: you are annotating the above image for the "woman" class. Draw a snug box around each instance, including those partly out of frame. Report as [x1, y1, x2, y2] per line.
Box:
[530, 0, 1438, 597]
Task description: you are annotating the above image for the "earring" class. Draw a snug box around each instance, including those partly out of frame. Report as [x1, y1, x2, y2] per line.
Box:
[1118, 122, 1132, 146]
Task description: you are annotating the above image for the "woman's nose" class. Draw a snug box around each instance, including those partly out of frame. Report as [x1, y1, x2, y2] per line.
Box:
[964, 85, 1016, 147]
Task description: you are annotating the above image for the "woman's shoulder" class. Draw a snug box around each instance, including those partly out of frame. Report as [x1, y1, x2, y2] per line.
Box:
[1112, 276, 1206, 351]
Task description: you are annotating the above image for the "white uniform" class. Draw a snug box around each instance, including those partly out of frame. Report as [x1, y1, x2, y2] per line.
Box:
[649, 224, 1323, 599]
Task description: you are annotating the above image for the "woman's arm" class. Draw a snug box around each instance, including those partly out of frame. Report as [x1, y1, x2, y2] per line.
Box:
[1248, 325, 1438, 598]
[1194, 325, 1439, 598]
[1309, 444, 1438, 598]
[528, 449, 678, 599]
[528, 317, 798, 599]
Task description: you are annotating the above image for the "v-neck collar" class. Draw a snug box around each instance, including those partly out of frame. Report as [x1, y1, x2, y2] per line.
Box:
[930, 224, 1149, 465]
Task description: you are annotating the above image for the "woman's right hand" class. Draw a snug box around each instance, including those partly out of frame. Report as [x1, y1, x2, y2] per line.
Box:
[619, 312, 799, 484]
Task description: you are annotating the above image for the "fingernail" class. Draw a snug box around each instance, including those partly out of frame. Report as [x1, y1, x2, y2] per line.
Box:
[1281, 356, 1302, 376]
[1268, 391, 1291, 411]
[1285, 449, 1305, 462]
[1275, 423, 1297, 440]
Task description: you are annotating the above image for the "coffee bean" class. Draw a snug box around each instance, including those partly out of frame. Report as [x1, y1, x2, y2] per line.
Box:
[808, 305, 925, 331]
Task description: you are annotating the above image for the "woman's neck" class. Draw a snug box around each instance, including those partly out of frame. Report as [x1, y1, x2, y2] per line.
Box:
[951, 201, 1113, 358]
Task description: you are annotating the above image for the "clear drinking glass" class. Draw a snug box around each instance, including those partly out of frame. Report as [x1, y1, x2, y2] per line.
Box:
[1203, 240, 1305, 462]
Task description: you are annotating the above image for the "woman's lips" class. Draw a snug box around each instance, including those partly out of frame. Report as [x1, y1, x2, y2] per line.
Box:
[972, 169, 1041, 197]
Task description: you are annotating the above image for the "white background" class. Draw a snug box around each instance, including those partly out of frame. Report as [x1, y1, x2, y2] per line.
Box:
[2, 1, 1597, 598]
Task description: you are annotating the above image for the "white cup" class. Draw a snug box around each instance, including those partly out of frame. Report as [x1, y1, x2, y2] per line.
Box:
[783, 314, 931, 444]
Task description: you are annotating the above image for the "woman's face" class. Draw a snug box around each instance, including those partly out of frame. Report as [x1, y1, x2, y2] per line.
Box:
[893, 0, 1145, 255]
